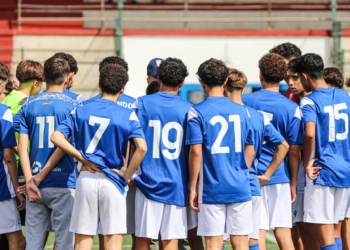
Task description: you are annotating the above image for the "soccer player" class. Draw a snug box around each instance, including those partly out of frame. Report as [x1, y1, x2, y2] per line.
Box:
[133, 57, 191, 250]
[287, 59, 319, 250]
[225, 68, 289, 250]
[50, 63, 146, 250]
[187, 58, 254, 250]
[270, 42, 302, 104]
[146, 58, 163, 84]
[323, 67, 344, 89]
[0, 65, 25, 250]
[296, 53, 350, 250]
[18, 56, 79, 250]
[243, 53, 303, 250]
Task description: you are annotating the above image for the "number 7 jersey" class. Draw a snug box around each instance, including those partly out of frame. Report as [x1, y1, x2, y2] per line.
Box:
[133, 92, 193, 207]
[300, 87, 350, 188]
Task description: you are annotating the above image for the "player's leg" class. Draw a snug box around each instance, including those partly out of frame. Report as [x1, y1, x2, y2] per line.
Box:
[126, 186, 137, 250]
[274, 228, 294, 250]
[6, 230, 25, 250]
[258, 185, 270, 250]
[291, 226, 303, 250]
[249, 196, 261, 250]
[226, 201, 251, 250]
[333, 187, 349, 250]
[204, 236, 224, 250]
[104, 234, 124, 250]
[135, 188, 163, 250]
[74, 234, 94, 250]
[334, 222, 342, 250]
[291, 193, 304, 250]
[342, 218, 350, 250]
[187, 206, 204, 250]
[296, 222, 319, 250]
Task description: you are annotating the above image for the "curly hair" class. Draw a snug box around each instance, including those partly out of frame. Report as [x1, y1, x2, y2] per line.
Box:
[323, 67, 344, 89]
[16, 60, 43, 83]
[5, 80, 15, 92]
[226, 68, 247, 92]
[197, 58, 228, 87]
[345, 77, 350, 88]
[293, 53, 324, 81]
[269, 43, 302, 60]
[157, 57, 188, 88]
[259, 53, 287, 83]
[99, 64, 128, 95]
[146, 80, 160, 95]
[0, 62, 11, 82]
[53, 52, 78, 74]
[99, 56, 128, 72]
[44, 56, 70, 85]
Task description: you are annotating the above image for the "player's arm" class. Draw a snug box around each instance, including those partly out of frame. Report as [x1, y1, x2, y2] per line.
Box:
[189, 144, 202, 212]
[303, 122, 320, 179]
[4, 147, 25, 210]
[244, 145, 255, 171]
[288, 144, 300, 202]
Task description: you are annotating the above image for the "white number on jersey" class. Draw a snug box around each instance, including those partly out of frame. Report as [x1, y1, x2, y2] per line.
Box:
[324, 103, 349, 141]
[149, 120, 183, 160]
[36, 116, 55, 149]
[210, 115, 241, 154]
[86, 116, 110, 154]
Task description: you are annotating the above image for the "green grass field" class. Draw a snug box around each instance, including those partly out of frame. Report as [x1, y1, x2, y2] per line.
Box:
[39, 232, 279, 249]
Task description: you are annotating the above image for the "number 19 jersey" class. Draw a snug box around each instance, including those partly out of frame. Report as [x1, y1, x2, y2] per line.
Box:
[133, 92, 193, 207]
[186, 97, 254, 204]
[300, 88, 350, 188]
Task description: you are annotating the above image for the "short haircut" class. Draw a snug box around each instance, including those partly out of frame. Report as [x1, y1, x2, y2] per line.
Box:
[53, 52, 78, 74]
[44, 56, 70, 85]
[259, 53, 287, 83]
[323, 67, 344, 89]
[269, 43, 302, 60]
[158, 57, 188, 88]
[345, 77, 350, 88]
[226, 68, 247, 92]
[0, 62, 11, 81]
[99, 56, 128, 72]
[146, 80, 160, 95]
[287, 58, 299, 72]
[293, 53, 324, 81]
[16, 60, 43, 83]
[197, 58, 229, 87]
[99, 64, 128, 95]
[5, 80, 15, 92]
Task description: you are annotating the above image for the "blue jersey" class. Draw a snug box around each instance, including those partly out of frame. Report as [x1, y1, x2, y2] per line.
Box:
[56, 98, 144, 195]
[19, 92, 79, 189]
[300, 88, 350, 188]
[243, 90, 303, 185]
[0, 105, 17, 201]
[247, 107, 285, 196]
[186, 97, 253, 204]
[133, 92, 192, 206]
[43, 89, 85, 103]
[84, 93, 135, 110]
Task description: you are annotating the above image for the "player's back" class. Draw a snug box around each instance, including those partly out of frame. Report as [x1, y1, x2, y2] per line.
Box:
[63, 89, 85, 103]
[243, 90, 303, 185]
[187, 96, 252, 204]
[134, 92, 192, 206]
[84, 93, 135, 110]
[19, 92, 78, 188]
[300, 87, 350, 188]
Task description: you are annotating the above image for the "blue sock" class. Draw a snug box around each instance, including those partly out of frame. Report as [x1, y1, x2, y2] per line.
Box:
[221, 243, 226, 250]
[335, 238, 342, 250]
[320, 244, 338, 250]
[249, 243, 259, 250]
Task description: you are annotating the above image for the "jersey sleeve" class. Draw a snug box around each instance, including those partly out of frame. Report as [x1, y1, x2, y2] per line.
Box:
[244, 109, 254, 145]
[287, 106, 303, 145]
[186, 107, 203, 145]
[1, 109, 17, 148]
[128, 111, 145, 139]
[56, 109, 76, 139]
[300, 97, 317, 124]
[13, 107, 22, 132]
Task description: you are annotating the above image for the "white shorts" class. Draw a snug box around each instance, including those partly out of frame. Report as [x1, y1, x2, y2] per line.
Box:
[260, 183, 292, 230]
[187, 206, 198, 230]
[292, 194, 304, 224]
[126, 186, 136, 234]
[70, 171, 126, 235]
[249, 196, 261, 240]
[0, 198, 21, 234]
[197, 201, 252, 236]
[135, 188, 187, 240]
[345, 190, 350, 219]
[304, 185, 349, 224]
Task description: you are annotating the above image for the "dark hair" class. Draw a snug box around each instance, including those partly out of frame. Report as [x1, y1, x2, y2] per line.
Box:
[226, 68, 247, 92]
[16, 60, 43, 83]
[99, 64, 128, 95]
[197, 58, 229, 87]
[345, 77, 350, 88]
[259, 53, 287, 83]
[99, 56, 128, 72]
[157, 58, 188, 88]
[287, 58, 299, 72]
[44, 56, 70, 85]
[0, 62, 10, 82]
[293, 53, 324, 81]
[146, 80, 160, 95]
[269, 43, 302, 60]
[323, 67, 344, 89]
[5, 80, 15, 92]
[53, 52, 78, 74]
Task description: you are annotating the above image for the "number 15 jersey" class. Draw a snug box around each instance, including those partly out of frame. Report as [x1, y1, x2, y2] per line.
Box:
[133, 92, 193, 207]
[300, 87, 350, 188]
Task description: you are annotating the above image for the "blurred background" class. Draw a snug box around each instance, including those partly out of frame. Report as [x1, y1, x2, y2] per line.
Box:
[0, 0, 347, 103]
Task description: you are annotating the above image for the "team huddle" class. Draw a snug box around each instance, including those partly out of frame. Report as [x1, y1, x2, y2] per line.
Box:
[0, 43, 350, 250]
